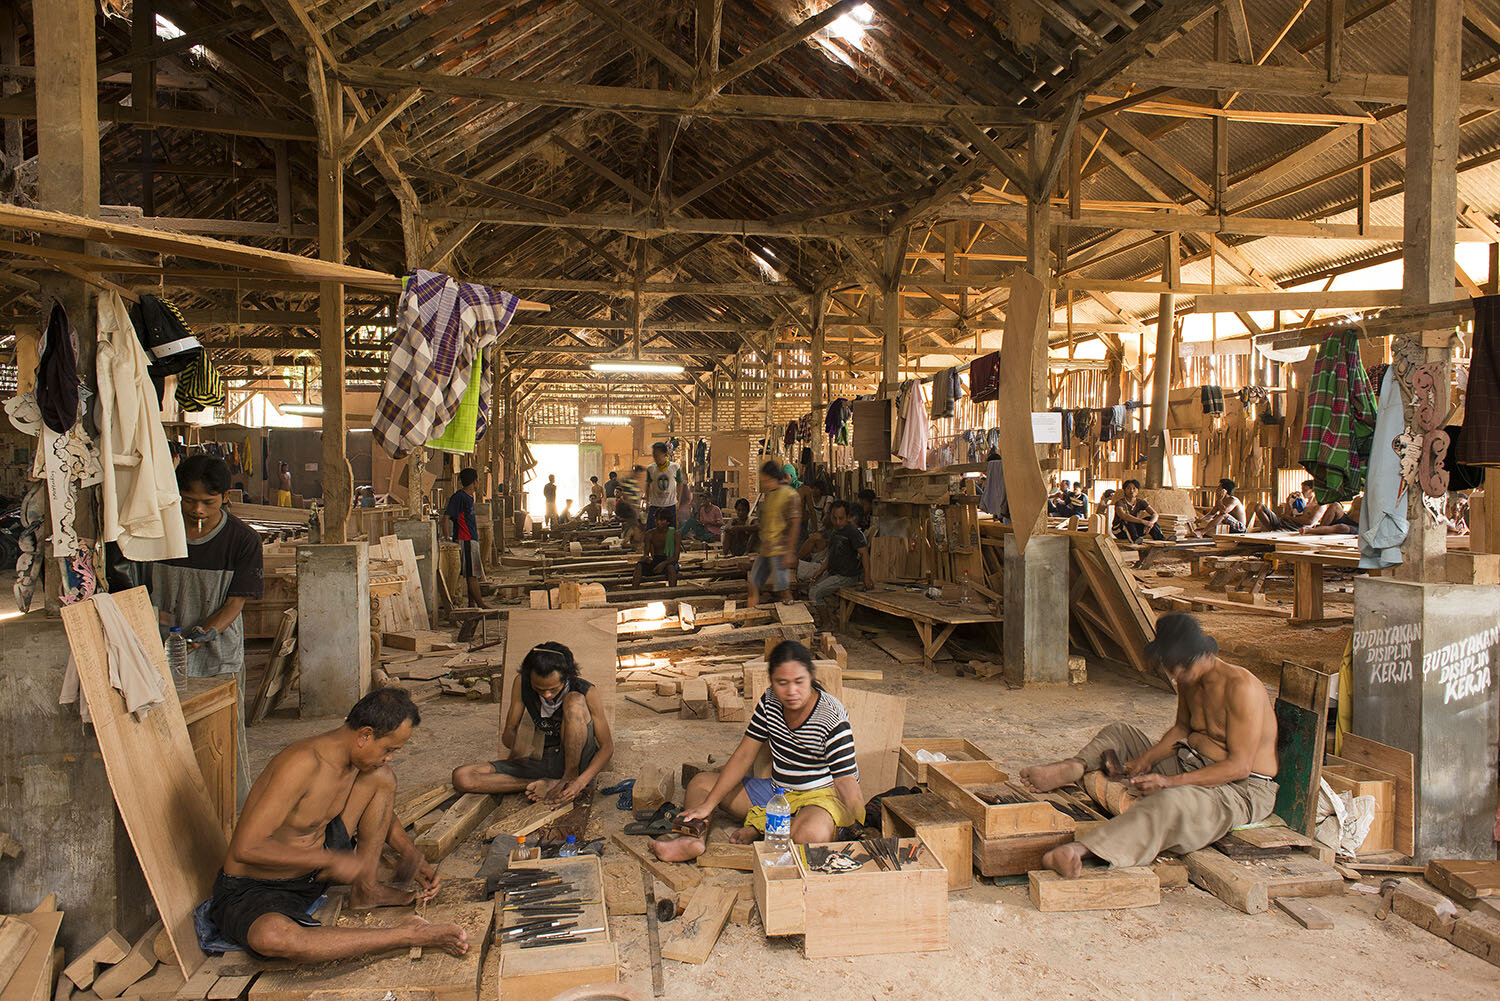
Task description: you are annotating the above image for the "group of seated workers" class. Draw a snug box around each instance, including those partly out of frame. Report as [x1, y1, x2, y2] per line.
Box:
[205, 489, 1277, 965]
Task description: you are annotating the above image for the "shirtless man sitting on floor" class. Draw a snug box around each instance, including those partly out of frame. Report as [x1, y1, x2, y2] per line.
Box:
[1019, 613, 1279, 878]
[206, 689, 467, 962]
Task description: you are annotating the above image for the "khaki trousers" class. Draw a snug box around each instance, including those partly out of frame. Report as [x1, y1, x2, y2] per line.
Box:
[1074, 722, 1278, 867]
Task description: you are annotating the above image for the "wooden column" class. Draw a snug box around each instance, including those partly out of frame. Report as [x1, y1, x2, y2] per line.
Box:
[734, 350, 743, 428]
[810, 290, 826, 465]
[1146, 234, 1179, 489]
[1026, 125, 1053, 414]
[880, 231, 905, 395]
[1400, 0, 1460, 579]
[310, 52, 351, 543]
[762, 331, 776, 433]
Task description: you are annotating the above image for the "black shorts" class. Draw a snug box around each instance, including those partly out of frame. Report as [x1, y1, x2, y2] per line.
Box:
[637, 556, 676, 577]
[458, 540, 476, 578]
[205, 817, 353, 955]
[490, 726, 599, 780]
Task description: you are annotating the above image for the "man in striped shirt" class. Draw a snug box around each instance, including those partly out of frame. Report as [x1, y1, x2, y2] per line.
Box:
[649, 641, 864, 862]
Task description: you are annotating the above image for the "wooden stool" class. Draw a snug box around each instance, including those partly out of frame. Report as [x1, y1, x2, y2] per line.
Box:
[881, 791, 973, 891]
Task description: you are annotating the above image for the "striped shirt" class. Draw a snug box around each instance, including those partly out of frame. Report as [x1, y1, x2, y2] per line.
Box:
[744, 689, 858, 791]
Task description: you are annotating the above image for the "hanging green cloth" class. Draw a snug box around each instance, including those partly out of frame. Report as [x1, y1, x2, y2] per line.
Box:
[425, 354, 482, 454]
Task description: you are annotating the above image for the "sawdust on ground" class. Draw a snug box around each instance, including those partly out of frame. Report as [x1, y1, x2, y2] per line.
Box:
[244, 614, 1494, 1001]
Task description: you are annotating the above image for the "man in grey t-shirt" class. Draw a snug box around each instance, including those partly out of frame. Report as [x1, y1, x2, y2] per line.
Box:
[153, 455, 263, 805]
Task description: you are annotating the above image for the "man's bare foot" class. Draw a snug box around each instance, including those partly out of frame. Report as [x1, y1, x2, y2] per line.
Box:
[401, 916, 468, 956]
[1041, 841, 1089, 879]
[349, 882, 418, 909]
[646, 834, 706, 862]
[727, 826, 760, 845]
[525, 778, 561, 802]
[1018, 758, 1085, 793]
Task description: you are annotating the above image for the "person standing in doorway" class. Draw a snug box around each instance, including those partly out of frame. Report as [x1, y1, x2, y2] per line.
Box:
[646, 442, 686, 527]
[276, 461, 293, 507]
[152, 454, 263, 808]
[444, 467, 487, 609]
[542, 474, 558, 528]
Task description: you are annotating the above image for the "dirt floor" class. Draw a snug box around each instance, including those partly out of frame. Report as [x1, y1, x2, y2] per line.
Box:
[240, 603, 1499, 1001]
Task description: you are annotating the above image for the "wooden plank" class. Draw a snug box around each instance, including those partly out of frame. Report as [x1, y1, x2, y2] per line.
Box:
[996, 270, 1049, 551]
[393, 783, 452, 828]
[59, 589, 223, 978]
[248, 900, 492, 1001]
[773, 602, 813, 626]
[841, 687, 906, 801]
[602, 860, 648, 915]
[1426, 859, 1500, 902]
[1028, 867, 1160, 912]
[0, 918, 38, 995]
[1273, 661, 1333, 839]
[248, 609, 297, 725]
[0, 913, 61, 1001]
[1259, 855, 1344, 899]
[694, 844, 756, 871]
[1338, 733, 1415, 857]
[62, 931, 130, 989]
[480, 799, 570, 841]
[1184, 848, 1268, 913]
[1231, 826, 1313, 850]
[92, 923, 161, 1000]
[414, 793, 498, 863]
[610, 834, 702, 894]
[204, 978, 251, 1001]
[623, 692, 680, 714]
[1275, 897, 1334, 929]
[658, 885, 735, 965]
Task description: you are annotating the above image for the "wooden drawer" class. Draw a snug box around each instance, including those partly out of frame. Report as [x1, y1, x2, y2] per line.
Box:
[899, 737, 992, 785]
[927, 761, 1074, 841]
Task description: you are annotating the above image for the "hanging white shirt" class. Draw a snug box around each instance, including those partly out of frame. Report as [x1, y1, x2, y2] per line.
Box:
[96, 292, 187, 562]
[897, 380, 930, 471]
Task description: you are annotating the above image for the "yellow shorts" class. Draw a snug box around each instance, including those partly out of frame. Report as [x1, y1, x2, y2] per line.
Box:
[276, 490, 292, 507]
[744, 784, 863, 832]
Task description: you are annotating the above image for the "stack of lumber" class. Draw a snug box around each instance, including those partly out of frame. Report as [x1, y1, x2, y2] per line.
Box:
[615, 601, 813, 658]
[1151, 514, 1193, 541]
[369, 535, 429, 636]
[1066, 533, 1163, 681]
[1, 901, 63, 1001]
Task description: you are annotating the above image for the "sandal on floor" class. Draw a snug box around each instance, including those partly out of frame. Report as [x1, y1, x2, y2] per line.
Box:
[623, 815, 676, 836]
[632, 801, 679, 823]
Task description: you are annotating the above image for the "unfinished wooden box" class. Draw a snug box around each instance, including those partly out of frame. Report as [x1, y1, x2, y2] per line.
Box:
[753, 839, 949, 958]
[881, 792, 973, 890]
[1322, 761, 1395, 853]
[898, 738, 992, 785]
[927, 761, 1074, 840]
[497, 854, 617, 1001]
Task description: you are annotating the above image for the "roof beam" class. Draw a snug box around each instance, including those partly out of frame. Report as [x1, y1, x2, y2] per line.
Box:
[575, 0, 693, 80]
[333, 62, 1033, 126]
[425, 204, 881, 239]
[0, 95, 315, 140]
[709, 0, 865, 93]
[1118, 57, 1500, 108]
[340, 86, 419, 164]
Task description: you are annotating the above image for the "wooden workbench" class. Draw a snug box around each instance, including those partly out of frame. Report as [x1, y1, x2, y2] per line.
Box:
[837, 585, 1002, 670]
[1271, 548, 1375, 625]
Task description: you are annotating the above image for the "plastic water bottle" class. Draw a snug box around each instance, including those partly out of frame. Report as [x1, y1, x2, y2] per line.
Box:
[765, 788, 792, 854]
[165, 627, 188, 680]
[514, 835, 533, 860]
[558, 835, 579, 857]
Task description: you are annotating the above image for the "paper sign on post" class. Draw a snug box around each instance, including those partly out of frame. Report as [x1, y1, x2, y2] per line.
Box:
[1031, 412, 1063, 444]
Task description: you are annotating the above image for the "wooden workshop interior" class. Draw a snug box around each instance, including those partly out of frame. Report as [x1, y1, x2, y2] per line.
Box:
[2, 1, 1500, 1000]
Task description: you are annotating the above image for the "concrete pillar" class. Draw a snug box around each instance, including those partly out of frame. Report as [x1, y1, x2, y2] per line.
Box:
[1002, 534, 1070, 685]
[297, 543, 372, 718]
[395, 518, 439, 623]
[1350, 577, 1500, 860]
[0, 617, 152, 951]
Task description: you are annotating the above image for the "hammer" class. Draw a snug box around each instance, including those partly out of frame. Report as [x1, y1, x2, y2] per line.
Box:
[1375, 878, 1400, 920]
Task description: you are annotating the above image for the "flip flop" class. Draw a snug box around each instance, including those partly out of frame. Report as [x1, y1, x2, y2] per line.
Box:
[600, 779, 636, 810]
[632, 802, 679, 823]
[623, 816, 676, 836]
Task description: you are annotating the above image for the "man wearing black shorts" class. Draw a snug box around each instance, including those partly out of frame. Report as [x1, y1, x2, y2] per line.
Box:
[631, 507, 679, 588]
[451, 642, 614, 805]
[443, 467, 486, 608]
[204, 690, 464, 963]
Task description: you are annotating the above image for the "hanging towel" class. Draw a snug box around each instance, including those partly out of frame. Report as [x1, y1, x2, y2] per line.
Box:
[897, 380, 930, 471]
[970, 352, 1000, 403]
[1455, 294, 1500, 465]
[1299, 329, 1378, 502]
[59, 590, 167, 723]
[373, 270, 518, 459]
[784, 420, 797, 447]
[931, 367, 959, 419]
[37, 300, 79, 433]
[96, 292, 187, 562]
[1201, 385, 1225, 415]
[825, 398, 848, 436]
[1358, 367, 1409, 569]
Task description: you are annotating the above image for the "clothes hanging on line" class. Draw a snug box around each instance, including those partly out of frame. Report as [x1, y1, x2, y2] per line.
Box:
[931, 366, 960, 419]
[1358, 366, 1409, 570]
[969, 352, 1000, 403]
[1455, 294, 1500, 465]
[373, 270, 518, 459]
[175, 348, 226, 412]
[896, 380, 930, 471]
[1201, 385, 1225, 415]
[37, 300, 79, 433]
[95, 291, 187, 563]
[1299, 328, 1379, 502]
[979, 457, 1008, 521]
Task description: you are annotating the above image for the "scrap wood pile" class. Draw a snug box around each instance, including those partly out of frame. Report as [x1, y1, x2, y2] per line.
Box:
[1065, 533, 1162, 682]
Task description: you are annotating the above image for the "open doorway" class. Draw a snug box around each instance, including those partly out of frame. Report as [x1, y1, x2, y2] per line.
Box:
[526, 442, 580, 523]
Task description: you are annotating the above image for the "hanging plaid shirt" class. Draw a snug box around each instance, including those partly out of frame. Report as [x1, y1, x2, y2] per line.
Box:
[373, 270, 518, 459]
[1299, 329, 1379, 502]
